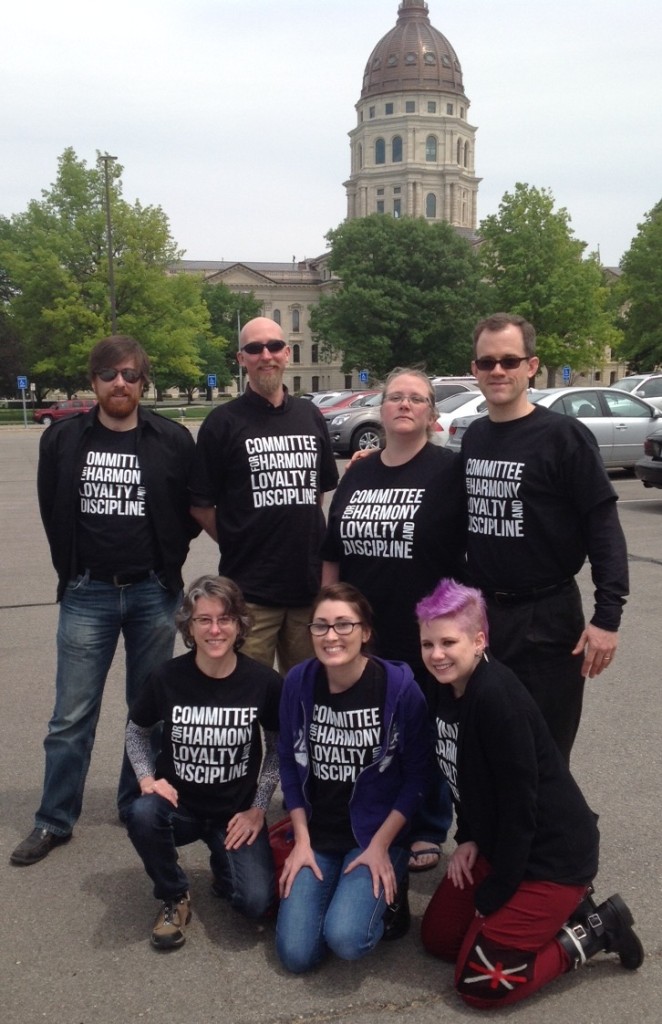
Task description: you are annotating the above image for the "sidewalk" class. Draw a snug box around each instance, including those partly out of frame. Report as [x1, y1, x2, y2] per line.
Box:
[1, 429, 659, 1024]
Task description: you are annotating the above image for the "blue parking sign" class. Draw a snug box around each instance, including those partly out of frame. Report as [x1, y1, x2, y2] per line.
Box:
[562, 365, 571, 382]
[359, 369, 369, 384]
[207, 374, 217, 388]
[17, 375, 28, 390]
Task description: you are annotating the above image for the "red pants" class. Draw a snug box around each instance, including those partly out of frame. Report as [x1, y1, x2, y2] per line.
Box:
[421, 855, 587, 1008]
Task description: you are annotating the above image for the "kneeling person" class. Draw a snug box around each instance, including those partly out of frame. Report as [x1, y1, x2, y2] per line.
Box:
[125, 575, 281, 950]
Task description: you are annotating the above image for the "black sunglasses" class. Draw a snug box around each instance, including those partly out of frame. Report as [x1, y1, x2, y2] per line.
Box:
[95, 367, 143, 383]
[241, 340, 287, 355]
[473, 356, 531, 371]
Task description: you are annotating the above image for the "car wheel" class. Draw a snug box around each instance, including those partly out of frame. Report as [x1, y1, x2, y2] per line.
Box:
[352, 425, 381, 453]
[41, 415, 53, 425]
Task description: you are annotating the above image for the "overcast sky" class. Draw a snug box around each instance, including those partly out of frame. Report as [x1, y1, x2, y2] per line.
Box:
[3, 0, 659, 268]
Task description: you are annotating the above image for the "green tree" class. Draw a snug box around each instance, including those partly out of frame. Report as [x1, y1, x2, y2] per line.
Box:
[201, 282, 262, 387]
[479, 183, 621, 385]
[309, 215, 491, 379]
[619, 199, 662, 369]
[0, 149, 216, 396]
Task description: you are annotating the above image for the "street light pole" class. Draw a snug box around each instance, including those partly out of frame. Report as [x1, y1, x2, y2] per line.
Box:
[101, 154, 118, 333]
[237, 307, 243, 394]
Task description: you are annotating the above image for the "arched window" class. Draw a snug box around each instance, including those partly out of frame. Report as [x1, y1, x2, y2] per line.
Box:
[292, 309, 300, 332]
[425, 193, 437, 218]
[425, 135, 437, 162]
[463, 141, 469, 167]
[358, 143, 363, 169]
[293, 376, 301, 393]
[273, 309, 281, 325]
[456, 139, 462, 164]
[375, 138, 385, 164]
[392, 135, 403, 162]
[292, 344, 300, 364]
[311, 343, 319, 364]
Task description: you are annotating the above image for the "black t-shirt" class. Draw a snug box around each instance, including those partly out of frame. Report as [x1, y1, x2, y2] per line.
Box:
[129, 651, 281, 820]
[321, 444, 466, 678]
[430, 682, 462, 803]
[190, 387, 338, 606]
[76, 421, 156, 574]
[462, 405, 622, 593]
[308, 659, 386, 852]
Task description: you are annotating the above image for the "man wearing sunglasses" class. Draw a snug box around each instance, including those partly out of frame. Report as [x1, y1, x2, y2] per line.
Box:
[190, 317, 338, 674]
[10, 335, 199, 867]
[461, 313, 628, 761]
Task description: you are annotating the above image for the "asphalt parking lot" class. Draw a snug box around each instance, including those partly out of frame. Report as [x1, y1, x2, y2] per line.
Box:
[1, 426, 660, 1024]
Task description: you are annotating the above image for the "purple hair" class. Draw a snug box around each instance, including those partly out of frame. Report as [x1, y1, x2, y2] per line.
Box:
[416, 578, 489, 643]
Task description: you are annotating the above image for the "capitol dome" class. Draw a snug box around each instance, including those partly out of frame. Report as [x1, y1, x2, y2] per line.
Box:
[361, 0, 464, 98]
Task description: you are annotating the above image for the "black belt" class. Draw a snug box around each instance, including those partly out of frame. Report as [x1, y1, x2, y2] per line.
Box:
[86, 569, 155, 586]
[486, 579, 574, 606]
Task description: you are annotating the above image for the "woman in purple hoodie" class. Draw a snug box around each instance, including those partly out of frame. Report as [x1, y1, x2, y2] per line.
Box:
[276, 582, 432, 973]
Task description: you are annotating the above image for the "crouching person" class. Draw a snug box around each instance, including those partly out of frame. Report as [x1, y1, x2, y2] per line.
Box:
[416, 578, 643, 1009]
[125, 575, 281, 950]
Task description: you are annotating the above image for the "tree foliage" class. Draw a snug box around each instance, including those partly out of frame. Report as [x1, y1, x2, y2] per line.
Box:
[618, 199, 662, 370]
[201, 282, 262, 384]
[479, 183, 621, 385]
[309, 215, 492, 379]
[0, 149, 222, 396]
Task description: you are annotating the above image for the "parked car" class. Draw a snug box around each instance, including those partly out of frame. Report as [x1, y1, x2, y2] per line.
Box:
[610, 373, 662, 410]
[446, 386, 661, 469]
[326, 392, 384, 454]
[435, 392, 488, 447]
[634, 427, 662, 489]
[429, 376, 479, 402]
[33, 398, 97, 425]
[319, 390, 380, 415]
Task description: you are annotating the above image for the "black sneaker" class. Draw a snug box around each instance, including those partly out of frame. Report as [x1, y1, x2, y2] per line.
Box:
[10, 828, 72, 866]
[151, 893, 192, 950]
[382, 875, 410, 941]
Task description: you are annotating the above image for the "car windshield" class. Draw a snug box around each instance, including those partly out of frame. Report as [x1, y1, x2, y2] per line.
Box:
[611, 378, 643, 393]
[436, 392, 477, 413]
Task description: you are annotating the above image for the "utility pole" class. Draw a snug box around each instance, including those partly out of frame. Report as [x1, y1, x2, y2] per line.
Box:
[101, 154, 118, 333]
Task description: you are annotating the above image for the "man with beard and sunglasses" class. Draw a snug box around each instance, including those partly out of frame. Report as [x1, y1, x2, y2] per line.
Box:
[190, 317, 338, 674]
[10, 336, 199, 867]
[461, 313, 628, 762]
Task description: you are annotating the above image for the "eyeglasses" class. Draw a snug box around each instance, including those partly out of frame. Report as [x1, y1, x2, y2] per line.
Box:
[96, 367, 143, 383]
[308, 620, 362, 636]
[191, 615, 236, 629]
[383, 393, 431, 406]
[473, 356, 531, 371]
[241, 340, 287, 356]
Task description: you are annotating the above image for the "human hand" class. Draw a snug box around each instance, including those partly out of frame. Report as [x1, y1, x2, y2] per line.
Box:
[572, 623, 618, 678]
[225, 807, 265, 850]
[345, 843, 397, 904]
[139, 775, 179, 808]
[279, 841, 323, 899]
[447, 841, 478, 889]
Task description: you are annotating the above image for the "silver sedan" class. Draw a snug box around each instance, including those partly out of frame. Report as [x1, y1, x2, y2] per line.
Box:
[446, 386, 662, 469]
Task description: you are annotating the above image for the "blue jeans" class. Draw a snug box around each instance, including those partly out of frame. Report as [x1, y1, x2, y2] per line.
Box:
[410, 775, 453, 847]
[276, 845, 409, 973]
[35, 572, 179, 836]
[126, 794, 275, 916]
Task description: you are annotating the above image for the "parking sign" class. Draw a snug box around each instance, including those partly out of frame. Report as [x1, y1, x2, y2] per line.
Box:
[17, 375, 28, 390]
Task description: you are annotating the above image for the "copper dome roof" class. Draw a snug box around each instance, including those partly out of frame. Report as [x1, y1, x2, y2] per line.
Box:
[361, 0, 464, 98]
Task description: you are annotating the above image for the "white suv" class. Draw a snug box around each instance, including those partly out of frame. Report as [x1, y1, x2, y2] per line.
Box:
[610, 374, 662, 410]
[429, 376, 479, 402]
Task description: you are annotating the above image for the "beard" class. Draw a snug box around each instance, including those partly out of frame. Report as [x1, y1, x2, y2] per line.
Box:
[96, 390, 141, 420]
[253, 367, 284, 397]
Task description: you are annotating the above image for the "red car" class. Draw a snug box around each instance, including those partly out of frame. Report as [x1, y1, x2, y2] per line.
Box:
[33, 399, 97, 425]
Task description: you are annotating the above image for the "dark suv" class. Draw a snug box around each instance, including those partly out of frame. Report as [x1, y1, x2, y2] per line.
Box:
[33, 399, 96, 425]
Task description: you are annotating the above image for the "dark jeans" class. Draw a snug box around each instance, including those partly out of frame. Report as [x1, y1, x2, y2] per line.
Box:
[486, 581, 585, 762]
[126, 794, 274, 917]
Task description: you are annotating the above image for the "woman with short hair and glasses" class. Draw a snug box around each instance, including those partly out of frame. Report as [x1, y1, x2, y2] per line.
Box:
[321, 368, 466, 873]
[124, 574, 281, 951]
[276, 582, 432, 973]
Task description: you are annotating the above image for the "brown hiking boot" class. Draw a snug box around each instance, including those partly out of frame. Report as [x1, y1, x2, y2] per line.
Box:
[151, 893, 192, 950]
